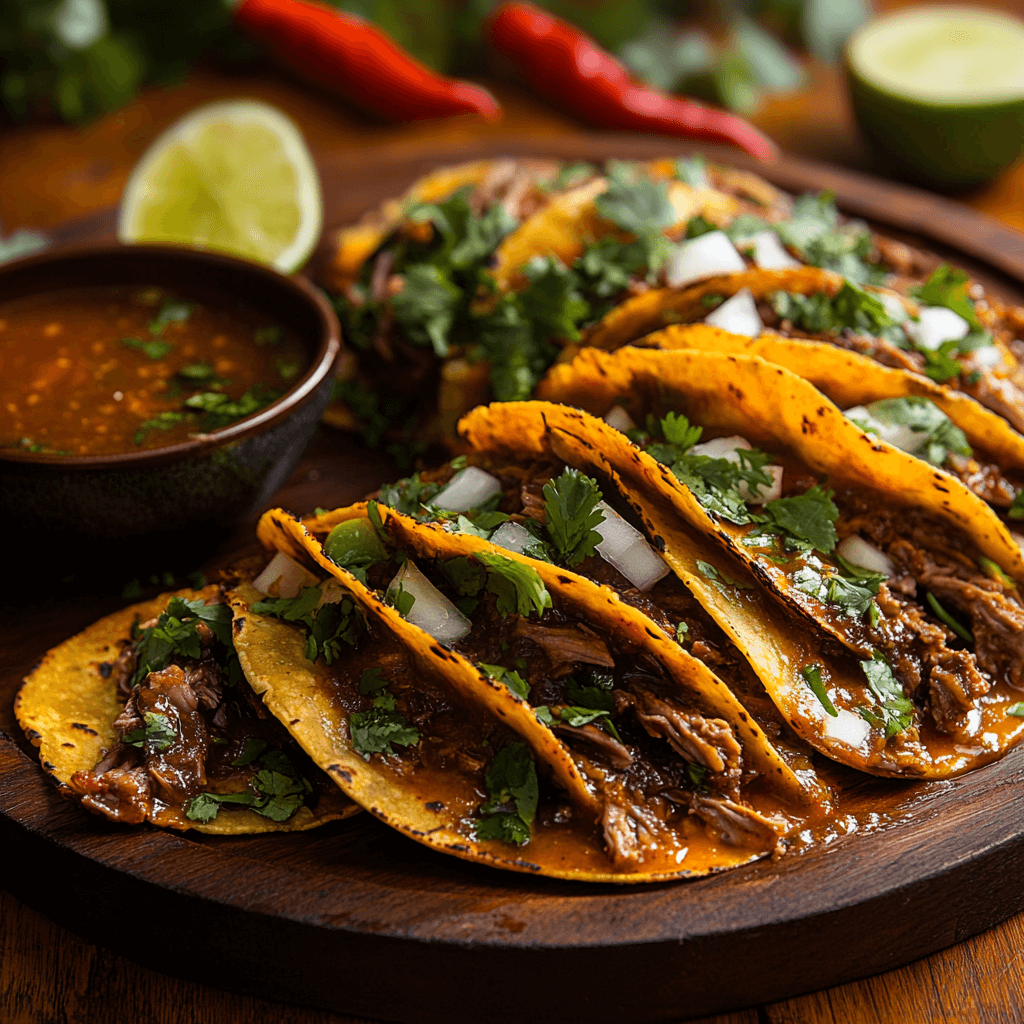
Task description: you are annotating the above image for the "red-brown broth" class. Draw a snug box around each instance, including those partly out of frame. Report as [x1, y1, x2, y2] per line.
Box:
[0, 285, 308, 456]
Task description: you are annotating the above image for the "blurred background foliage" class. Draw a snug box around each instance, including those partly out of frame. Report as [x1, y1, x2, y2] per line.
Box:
[0, 0, 871, 125]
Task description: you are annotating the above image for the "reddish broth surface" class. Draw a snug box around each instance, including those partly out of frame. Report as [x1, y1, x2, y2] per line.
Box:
[0, 285, 308, 456]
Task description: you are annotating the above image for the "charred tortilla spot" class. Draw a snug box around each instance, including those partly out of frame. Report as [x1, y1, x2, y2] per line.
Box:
[934, 484, 950, 493]
[290, 718, 300, 725]
[62, 742, 74, 748]
[451, 843, 470, 852]
[425, 801, 444, 811]
[98, 662, 112, 678]
[329, 765, 353, 784]
[71, 723, 99, 736]
[232, 617, 245, 634]
[739, 713, 748, 722]
[26, 729, 41, 740]
[557, 575, 572, 585]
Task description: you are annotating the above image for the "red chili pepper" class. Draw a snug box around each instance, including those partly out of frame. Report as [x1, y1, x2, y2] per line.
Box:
[234, 0, 502, 124]
[486, 1, 777, 162]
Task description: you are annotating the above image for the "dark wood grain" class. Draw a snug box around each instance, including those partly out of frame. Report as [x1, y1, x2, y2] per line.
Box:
[6, 135, 1024, 1024]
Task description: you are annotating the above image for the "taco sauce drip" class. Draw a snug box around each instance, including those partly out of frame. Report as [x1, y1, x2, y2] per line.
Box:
[0, 285, 306, 456]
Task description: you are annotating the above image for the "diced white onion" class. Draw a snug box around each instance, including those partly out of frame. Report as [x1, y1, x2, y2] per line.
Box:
[603, 404, 636, 432]
[388, 561, 471, 645]
[690, 435, 752, 460]
[490, 521, 534, 555]
[594, 501, 670, 592]
[969, 345, 1003, 369]
[844, 405, 922, 453]
[704, 288, 763, 337]
[837, 535, 894, 577]
[877, 291, 909, 323]
[252, 551, 320, 599]
[664, 230, 746, 288]
[431, 466, 502, 513]
[747, 230, 800, 270]
[822, 708, 872, 748]
[738, 464, 783, 504]
[904, 306, 970, 351]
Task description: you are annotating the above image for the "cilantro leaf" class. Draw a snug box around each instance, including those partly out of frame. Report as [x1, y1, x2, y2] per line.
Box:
[764, 486, 839, 553]
[131, 597, 230, 686]
[920, 341, 963, 383]
[858, 652, 914, 738]
[771, 281, 904, 345]
[358, 667, 389, 695]
[186, 749, 312, 823]
[912, 264, 982, 330]
[149, 301, 192, 336]
[518, 256, 590, 343]
[661, 411, 703, 449]
[474, 552, 552, 618]
[254, 325, 283, 346]
[231, 737, 269, 766]
[122, 711, 176, 752]
[696, 559, 752, 589]
[480, 663, 530, 699]
[566, 671, 615, 714]
[390, 263, 461, 357]
[121, 337, 173, 360]
[801, 663, 838, 717]
[133, 410, 187, 445]
[183, 385, 281, 431]
[542, 468, 606, 567]
[865, 398, 971, 465]
[595, 161, 676, 273]
[474, 741, 538, 845]
[252, 587, 362, 665]
[1009, 491, 1024, 521]
[350, 692, 421, 758]
[377, 473, 442, 519]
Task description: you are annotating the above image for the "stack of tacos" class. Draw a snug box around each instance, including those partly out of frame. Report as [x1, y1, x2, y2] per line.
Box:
[17, 154, 1024, 883]
[322, 156, 1024, 454]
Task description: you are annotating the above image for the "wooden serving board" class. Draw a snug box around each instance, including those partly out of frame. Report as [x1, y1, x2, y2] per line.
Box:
[4, 138, 1024, 1024]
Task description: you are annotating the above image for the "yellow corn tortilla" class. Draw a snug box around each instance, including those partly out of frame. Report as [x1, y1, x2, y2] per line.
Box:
[239, 506, 818, 880]
[638, 323, 1024, 473]
[459, 387, 1024, 777]
[15, 587, 355, 834]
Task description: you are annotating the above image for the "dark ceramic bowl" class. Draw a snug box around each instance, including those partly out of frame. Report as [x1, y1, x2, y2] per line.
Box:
[0, 244, 340, 539]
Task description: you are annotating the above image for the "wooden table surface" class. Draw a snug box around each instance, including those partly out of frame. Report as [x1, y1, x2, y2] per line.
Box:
[4, 30, 1024, 1024]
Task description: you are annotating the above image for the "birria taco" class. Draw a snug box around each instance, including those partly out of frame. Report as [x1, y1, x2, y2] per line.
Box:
[469, 355, 1024, 776]
[637, 322, 1024, 532]
[226, 491, 824, 882]
[577, 265, 1024, 433]
[15, 583, 355, 833]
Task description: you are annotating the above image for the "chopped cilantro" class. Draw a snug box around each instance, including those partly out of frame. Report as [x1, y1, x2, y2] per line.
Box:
[252, 587, 363, 665]
[122, 711, 177, 752]
[480, 663, 530, 699]
[358, 667, 389, 695]
[801, 664, 837, 717]
[377, 472, 442, 519]
[567, 671, 615, 714]
[912, 264, 982, 330]
[675, 621, 689, 643]
[857, 652, 914, 738]
[185, 749, 312, 823]
[865, 398, 971, 465]
[148, 301, 192, 335]
[440, 552, 551, 618]
[542, 468, 606, 567]
[685, 214, 717, 239]
[1009, 491, 1024, 521]
[130, 596, 234, 687]
[794, 559, 884, 619]
[771, 280, 904, 345]
[1008, 703, 1024, 717]
[121, 337, 174, 360]
[177, 362, 217, 381]
[594, 161, 676, 273]
[764, 486, 839, 554]
[696, 560, 751, 589]
[925, 592, 974, 643]
[920, 341, 963, 383]
[473, 741, 538, 846]
[390, 263, 461, 357]
[133, 410, 187, 445]
[350, 691, 420, 758]
[184, 385, 282, 431]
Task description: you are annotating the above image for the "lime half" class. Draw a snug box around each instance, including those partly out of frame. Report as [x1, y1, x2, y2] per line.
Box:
[118, 100, 323, 272]
[846, 6, 1024, 190]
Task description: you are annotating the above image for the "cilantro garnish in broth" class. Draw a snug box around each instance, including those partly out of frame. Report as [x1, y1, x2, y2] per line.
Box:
[473, 741, 538, 846]
[186, 749, 313, 824]
[349, 667, 421, 759]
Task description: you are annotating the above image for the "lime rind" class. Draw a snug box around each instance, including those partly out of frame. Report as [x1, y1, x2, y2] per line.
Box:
[118, 99, 323, 274]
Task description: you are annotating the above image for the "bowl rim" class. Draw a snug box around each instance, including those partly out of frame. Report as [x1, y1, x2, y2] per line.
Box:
[0, 242, 341, 471]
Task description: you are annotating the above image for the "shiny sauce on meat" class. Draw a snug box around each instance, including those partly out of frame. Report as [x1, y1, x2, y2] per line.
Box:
[0, 285, 307, 456]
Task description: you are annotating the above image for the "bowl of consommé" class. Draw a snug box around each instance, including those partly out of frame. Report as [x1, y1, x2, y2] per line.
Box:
[0, 244, 340, 538]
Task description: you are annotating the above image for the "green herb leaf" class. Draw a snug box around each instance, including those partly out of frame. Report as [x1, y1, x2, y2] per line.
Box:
[121, 337, 173, 360]
[978, 557, 1016, 589]
[133, 410, 188, 445]
[1008, 702, 1024, 717]
[390, 263, 462, 357]
[764, 486, 839, 553]
[480, 663, 530, 699]
[474, 551, 552, 618]
[921, 341, 963, 383]
[253, 587, 362, 665]
[474, 741, 538, 845]
[542, 468, 606, 567]
[231, 736, 269, 766]
[858, 652, 914, 738]
[675, 621, 689, 643]
[801, 664, 838, 717]
[122, 711, 177, 752]
[183, 385, 281, 431]
[865, 398, 971, 464]
[350, 692, 420, 758]
[149, 301, 192, 336]
[254, 325, 282, 346]
[912, 264, 982, 330]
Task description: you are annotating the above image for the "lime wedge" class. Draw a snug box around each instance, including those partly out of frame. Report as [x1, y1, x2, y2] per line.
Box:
[118, 100, 323, 272]
[846, 6, 1024, 190]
